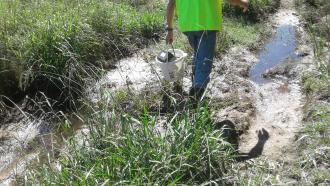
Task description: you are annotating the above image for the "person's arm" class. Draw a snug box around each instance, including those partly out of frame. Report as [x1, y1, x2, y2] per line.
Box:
[166, 0, 175, 44]
[228, 0, 249, 12]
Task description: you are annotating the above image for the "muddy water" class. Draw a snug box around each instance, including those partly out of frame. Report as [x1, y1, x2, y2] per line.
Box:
[239, 2, 307, 160]
[250, 25, 299, 84]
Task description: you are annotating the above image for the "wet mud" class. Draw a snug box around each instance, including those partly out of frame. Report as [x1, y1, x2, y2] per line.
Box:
[238, 0, 314, 160]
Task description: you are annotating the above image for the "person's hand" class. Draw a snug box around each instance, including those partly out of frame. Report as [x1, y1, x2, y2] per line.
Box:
[166, 30, 174, 44]
[229, 0, 249, 13]
[240, 0, 249, 13]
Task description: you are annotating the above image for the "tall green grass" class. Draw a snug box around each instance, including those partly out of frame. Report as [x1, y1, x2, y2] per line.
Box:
[0, 0, 164, 106]
[23, 92, 236, 185]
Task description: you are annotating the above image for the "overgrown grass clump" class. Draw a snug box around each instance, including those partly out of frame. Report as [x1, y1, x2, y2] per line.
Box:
[216, 17, 265, 54]
[296, 0, 330, 184]
[0, 0, 164, 106]
[23, 92, 236, 185]
[296, 0, 330, 73]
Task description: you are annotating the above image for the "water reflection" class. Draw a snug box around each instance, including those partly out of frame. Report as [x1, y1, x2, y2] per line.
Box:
[250, 25, 299, 84]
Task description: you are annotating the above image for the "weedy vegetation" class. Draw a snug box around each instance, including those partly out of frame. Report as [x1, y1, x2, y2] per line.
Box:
[0, 0, 164, 108]
[22, 90, 237, 185]
[296, 0, 329, 184]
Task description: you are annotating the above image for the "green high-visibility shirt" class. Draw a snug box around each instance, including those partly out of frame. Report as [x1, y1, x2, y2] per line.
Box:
[175, 0, 222, 32]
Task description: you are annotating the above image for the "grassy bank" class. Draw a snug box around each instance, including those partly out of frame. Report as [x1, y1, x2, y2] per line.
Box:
[296, 0, 330, 184]
[23, 96, 237, 185]
[0, 0, 164, 107]
[223, 0, 280, 22]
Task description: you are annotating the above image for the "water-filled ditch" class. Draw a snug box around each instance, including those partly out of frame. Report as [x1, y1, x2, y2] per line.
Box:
[249, 25, 299, 83]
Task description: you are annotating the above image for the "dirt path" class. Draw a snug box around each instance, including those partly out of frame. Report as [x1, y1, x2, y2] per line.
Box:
[238, 82, 303, 159]
[238, 0, 311, 160]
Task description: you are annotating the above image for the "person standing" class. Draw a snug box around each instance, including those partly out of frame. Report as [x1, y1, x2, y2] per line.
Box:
[166, 0, 249, 100]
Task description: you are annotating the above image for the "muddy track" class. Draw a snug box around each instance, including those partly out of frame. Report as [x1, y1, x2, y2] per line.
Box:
[237, 0, 313, 160]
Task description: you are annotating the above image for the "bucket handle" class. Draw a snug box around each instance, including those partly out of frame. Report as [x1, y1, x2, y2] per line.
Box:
[170, 43, 176, 57]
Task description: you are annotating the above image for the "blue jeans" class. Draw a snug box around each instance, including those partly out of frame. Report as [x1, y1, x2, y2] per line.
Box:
[184, 31, 217, 89]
